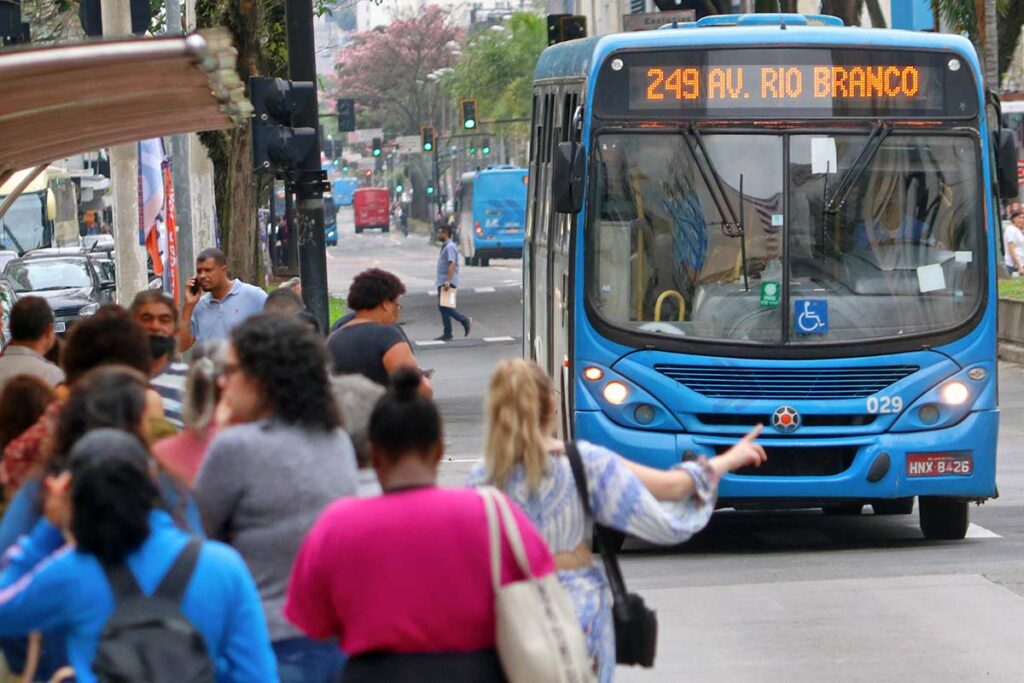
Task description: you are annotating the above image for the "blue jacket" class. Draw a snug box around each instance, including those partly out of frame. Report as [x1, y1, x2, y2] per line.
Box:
[0, 510, 279, 683]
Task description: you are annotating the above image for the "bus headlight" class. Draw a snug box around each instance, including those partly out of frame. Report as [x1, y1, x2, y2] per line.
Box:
[583, 366, 604, 381]
[941, 381, 969, 405]
[603, 381, 629, 405]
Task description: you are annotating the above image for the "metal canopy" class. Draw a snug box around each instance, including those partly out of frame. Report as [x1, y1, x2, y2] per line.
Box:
[0, 29, 251, 186]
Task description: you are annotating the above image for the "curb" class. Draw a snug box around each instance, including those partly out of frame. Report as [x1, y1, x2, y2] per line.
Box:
[998, 341, 1024, 364]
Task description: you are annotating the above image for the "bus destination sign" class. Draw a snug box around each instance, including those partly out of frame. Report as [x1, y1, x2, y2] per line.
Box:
[596, 48, 977, 119]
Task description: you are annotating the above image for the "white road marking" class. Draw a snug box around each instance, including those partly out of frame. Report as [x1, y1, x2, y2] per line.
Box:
[474, 286, 497, 293]
[483, 336, 515, 342]
[444, 457, 483, 463]
[425, 289, 436, 296]
[415, 340, 447, 346]
[965, 523, 1001, 538]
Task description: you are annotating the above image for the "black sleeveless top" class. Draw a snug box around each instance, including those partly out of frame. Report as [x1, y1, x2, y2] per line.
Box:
[327, 322, 406, 385]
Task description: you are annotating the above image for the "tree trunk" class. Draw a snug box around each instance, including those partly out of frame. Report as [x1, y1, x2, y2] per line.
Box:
[982, 0, 998, 89]
[821, 0, 863, 26]
[864, 0, 887, 28]
[220, 128, 258, 283]
[998, 0, 1024, 84]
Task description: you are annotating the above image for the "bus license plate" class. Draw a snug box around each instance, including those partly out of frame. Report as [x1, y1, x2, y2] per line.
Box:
[906, 452, 972, 477]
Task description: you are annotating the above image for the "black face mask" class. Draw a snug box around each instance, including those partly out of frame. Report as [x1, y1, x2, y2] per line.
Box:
[148, 334, 176, 360]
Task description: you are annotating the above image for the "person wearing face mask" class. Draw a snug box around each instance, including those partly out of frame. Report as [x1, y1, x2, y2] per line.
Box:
[131, 291, 188, 429]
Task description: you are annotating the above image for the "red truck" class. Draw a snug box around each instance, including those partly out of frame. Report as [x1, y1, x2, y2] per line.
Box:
[353, 187, 390, 234]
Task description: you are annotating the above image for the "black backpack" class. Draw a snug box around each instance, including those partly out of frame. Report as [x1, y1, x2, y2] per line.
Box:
[93, 538, 215, 683]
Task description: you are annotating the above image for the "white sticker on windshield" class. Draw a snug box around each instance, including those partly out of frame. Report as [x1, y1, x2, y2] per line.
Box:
[771, 214, 784, 227]
[811, 137, 838, 175]
[955, 251, 973, 263]
[917, 264, 946, 293]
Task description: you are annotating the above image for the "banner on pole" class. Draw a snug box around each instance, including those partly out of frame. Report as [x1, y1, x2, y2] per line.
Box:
[163, 161, 180, 301]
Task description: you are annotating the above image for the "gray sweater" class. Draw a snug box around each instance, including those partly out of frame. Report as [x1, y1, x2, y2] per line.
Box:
[195, 419, 358, 641]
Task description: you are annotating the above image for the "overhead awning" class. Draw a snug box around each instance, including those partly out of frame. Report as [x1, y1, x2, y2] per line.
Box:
[0, 29, 251, 187]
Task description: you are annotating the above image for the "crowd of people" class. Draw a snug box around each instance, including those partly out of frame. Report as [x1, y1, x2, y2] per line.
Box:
[0, 247, 766, 683]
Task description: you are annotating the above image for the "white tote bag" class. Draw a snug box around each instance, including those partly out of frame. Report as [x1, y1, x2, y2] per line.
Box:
[480, 487, 595, 683]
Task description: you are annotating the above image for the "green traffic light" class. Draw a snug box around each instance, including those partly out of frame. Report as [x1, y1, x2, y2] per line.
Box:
[372, 149, 381, 157]
[469, 147, 476, 156]
[396, 184, 404, 193]
[426, 186, 435, 195]
[482, 146, 490, 155]
[464, 119, 476, 130]
[333, 159, 339, 166]
[423, 142, 433, 151]
[342, 165, 349, 172]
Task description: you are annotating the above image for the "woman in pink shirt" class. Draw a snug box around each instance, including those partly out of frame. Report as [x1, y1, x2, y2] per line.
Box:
[285, 369, 555, 682]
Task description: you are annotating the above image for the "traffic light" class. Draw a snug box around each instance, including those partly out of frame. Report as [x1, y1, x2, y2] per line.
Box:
[547, 14, 587, 45]
[421, 125, 435, 152]
[372, 138, 382, 157]
[461, 100, 478, 130]
[336, 98, 355, 132]
[482, 143, 490, 156]
[469, 145, 477, 157]
[426, 184, 435, 195]
[250, 77, 318, 176]
[342, 163, 349, 172]
[395, 182, 404, 193]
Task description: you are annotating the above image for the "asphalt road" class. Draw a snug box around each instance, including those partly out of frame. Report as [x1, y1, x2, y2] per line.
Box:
[327, 207, 1024, 682]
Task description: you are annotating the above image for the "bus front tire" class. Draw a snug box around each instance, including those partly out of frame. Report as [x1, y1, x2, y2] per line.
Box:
[355, 226, 363, 234]
[919, 497, 969, 540]
[383, 224, 390, 233]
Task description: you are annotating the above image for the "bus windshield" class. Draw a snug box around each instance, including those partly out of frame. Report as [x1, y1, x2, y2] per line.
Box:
[0, 191, 48, 254]
[586, 131, 982, 347]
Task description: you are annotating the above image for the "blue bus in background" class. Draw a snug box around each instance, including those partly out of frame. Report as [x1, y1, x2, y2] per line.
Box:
[457, 166, 528, 266]
[333, 177, 360, 206]
[526, 13, 1019, 540]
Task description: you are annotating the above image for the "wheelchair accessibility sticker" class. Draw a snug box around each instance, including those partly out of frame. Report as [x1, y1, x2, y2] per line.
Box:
[794, 299, 829, 335]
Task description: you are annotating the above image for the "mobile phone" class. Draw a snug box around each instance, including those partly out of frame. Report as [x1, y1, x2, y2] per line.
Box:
[190, 279, 201, 295]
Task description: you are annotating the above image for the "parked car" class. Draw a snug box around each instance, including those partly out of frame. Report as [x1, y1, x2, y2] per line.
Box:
[0, 250, 18, 273]
[3, 254, 114, 334]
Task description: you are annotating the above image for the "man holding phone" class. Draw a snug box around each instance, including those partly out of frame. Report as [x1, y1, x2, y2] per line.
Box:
[178, 248, 267, 352]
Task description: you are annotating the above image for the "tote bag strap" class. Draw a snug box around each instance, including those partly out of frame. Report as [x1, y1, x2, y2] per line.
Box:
[480, 487, 534, 593]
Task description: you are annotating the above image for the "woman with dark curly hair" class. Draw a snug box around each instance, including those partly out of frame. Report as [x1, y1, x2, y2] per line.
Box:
[195, 314, 357, 683]
[328, 268, 432, 396]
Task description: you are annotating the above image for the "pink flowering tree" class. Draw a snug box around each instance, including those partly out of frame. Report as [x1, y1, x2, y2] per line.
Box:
[330, 7, 463, 137]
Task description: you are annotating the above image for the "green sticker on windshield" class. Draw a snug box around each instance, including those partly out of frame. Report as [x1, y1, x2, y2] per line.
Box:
[760, 281, 780, 307]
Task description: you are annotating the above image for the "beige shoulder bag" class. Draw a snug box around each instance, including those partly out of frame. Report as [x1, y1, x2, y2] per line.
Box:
[480, 487, 595, 683]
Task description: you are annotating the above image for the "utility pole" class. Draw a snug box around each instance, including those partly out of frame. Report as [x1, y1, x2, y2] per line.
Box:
[285, 0, 328, 330]
[102, 0, 147, 304]
[165, 0, 194, 305]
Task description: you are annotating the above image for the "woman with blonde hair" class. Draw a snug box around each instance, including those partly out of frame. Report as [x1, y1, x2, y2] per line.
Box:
[469, 358, 767, 682]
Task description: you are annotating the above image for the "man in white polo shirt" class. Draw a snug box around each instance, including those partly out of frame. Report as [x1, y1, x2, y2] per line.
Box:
[0, 296, 64, 391]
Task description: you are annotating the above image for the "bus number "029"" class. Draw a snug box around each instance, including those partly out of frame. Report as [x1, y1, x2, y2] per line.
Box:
[866, 396, 903, 414]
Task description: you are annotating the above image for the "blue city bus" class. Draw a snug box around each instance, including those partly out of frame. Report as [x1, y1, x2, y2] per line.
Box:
[525, 13, 1019, 540]
[332, 177, 360, 206]
[457, 166, 528, 266]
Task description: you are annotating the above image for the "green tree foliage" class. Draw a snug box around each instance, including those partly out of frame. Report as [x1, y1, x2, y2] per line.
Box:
[931, 0, 1024, 85]
[447, 13, 546, 125]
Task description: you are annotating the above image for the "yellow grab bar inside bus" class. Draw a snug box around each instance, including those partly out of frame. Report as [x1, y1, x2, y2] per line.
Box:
[654, 290, 685, 322]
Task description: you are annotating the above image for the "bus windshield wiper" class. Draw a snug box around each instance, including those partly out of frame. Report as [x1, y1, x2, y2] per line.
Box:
[682, 124, 749, 290]
[824, 121, 892, 215]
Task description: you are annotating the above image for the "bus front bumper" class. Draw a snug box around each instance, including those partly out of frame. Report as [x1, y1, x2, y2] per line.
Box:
[574, 409, 998, 502]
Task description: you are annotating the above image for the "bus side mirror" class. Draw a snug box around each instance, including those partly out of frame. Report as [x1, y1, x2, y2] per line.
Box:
[995, 128, 1019, 200]
[553, 141, 586, 214]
